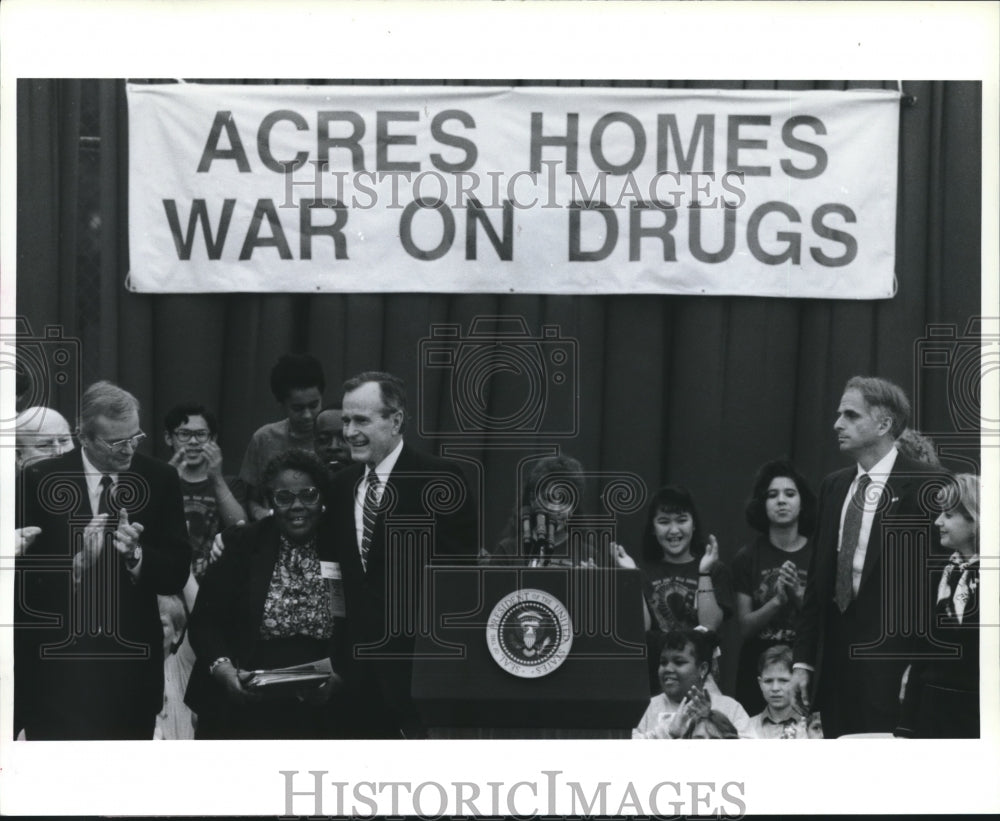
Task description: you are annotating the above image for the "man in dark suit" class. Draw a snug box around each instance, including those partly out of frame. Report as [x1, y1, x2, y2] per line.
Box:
[15, 381, 191, 739]
[792, 376, 944, 737]
[329, 371, 478, 737]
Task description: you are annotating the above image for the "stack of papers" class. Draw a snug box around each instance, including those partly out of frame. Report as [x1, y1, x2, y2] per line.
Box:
[244, 657, 332, 698]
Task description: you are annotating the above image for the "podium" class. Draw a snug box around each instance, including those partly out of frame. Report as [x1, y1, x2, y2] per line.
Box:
[411, 566, 650, 737]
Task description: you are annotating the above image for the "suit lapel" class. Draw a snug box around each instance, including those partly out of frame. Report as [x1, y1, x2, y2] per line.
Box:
[367, 444, 417, 580]
[334, 464, 366, 580]
[858, 458, 912, 592]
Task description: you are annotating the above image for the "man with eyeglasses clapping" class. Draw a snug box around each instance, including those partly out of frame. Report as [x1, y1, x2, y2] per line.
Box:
[14, 381, 191, 740]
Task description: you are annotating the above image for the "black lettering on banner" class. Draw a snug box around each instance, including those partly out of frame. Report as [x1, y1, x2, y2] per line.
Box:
[466, 199, 513, 260]
[657, 114, 715, 173]
[377, 111, 420, 172]
[430, 110, 478, 172]
[163, 199, 236, 259]
[747, 201, 802, 265]
[629, 202, 678, 261]
[239, 199, 293, 260]
[258, 109, 309, 173]
[530, 112, 579, 173]
[810, 203, 858, 266]
[318, 111, 366, 171]
[780, 115, 829, 179]
[569, 201, 617, 262]
[591, 112, 646, 174]
[299, 199, 348, 259]
[197, 111, 250, 172]
[400, 198, 454, 260]
[689, 205, 736, 263]
[727, 115, 772, 177]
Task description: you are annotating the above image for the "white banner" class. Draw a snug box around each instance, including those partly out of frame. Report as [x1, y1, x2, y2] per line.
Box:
[127, 84, 900, 297]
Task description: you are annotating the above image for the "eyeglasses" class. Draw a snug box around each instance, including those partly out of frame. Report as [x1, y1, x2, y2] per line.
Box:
[93, 432, 146, 453]
[172, 428, 212, 443]
[272, 487, 322, 508]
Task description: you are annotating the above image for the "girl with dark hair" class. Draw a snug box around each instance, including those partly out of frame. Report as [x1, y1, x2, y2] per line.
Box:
[731, 460, 816, 714]
[627, 485, 734, 694]
[632, 628, 750, 739]
[638, 485, 733, 634]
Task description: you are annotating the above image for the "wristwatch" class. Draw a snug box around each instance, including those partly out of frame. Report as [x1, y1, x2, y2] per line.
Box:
[125, 544, 142, 569]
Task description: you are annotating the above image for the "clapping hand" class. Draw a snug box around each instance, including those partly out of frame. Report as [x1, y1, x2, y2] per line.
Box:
[73, 514, 110, 583]
[203, 441, 225, 478]
[665, 685, 711, 738]
[778, 560, 804, 606]
[610, 541, 637, 569]
[698, 534, 720, 574]
[14, 526, 42, 556]
[112, 508, 144, 561]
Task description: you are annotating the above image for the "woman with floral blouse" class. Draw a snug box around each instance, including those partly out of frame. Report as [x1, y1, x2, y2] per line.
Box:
[186, 449, 340, 738]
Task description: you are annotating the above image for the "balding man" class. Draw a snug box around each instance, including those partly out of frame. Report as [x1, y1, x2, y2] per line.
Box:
[13, 406, 74, 556]
[15, 381, 190, 739]
[15, 405, 74, 472]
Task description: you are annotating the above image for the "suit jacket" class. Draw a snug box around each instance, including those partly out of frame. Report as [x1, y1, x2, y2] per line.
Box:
[184, 517, 337, 729]
[794, 453, 944, 731]
[327, 443, 478, 732]
[14, 448, 190, 739]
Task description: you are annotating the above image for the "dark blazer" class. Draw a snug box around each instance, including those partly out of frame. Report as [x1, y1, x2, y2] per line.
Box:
[14, 448, 190, 739]
[327, 443, 478, 735]
[794, 453, 944, 736]
[184, 517, 337, 730]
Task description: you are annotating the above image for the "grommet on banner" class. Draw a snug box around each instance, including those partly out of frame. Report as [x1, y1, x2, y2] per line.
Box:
[897, 80, 917, 107]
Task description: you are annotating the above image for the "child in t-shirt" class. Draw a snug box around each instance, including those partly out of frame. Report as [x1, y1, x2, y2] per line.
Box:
[633, 628, 751, 739]
[748, 645, 821, 738]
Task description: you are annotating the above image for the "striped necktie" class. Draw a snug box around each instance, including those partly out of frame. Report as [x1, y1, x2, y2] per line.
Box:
[360, 471, 381, 572]
[98, 474, 115, 518]
[835, 473, 871, 612]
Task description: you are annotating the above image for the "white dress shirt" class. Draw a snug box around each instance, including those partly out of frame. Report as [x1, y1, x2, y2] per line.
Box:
[354, 438, 404, 552]
[838, 446, 899, 596]
[80, 447, 118, 515]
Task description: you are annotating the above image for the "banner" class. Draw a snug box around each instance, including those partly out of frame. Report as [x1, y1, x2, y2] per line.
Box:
[127, 84, 901, 297]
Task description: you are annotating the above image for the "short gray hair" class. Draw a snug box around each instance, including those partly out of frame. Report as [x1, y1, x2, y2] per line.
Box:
[844, 375, 911, 439]
[79, 381, 140, 438]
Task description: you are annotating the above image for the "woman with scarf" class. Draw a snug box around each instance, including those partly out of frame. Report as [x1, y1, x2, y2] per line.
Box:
[897, 472, 980, 738]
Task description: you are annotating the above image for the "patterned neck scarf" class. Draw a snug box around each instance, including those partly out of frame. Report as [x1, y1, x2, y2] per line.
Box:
[937, 551, 979, 625]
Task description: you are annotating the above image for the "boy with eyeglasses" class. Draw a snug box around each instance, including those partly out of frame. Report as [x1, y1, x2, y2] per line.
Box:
[164, 403, 247, 582]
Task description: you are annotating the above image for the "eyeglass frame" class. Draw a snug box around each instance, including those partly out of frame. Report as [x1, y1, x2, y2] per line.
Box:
[271, 487, 322, 508]
[171, 428, 213, 444]
[89, 431, 147, 453]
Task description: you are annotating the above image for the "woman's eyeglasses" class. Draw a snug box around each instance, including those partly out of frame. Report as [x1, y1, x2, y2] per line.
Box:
[272, 487, 322, 508]
[172, 428, 212, 443]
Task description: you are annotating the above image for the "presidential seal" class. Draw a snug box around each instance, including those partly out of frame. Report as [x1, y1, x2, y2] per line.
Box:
[486, 588, 573, 678]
